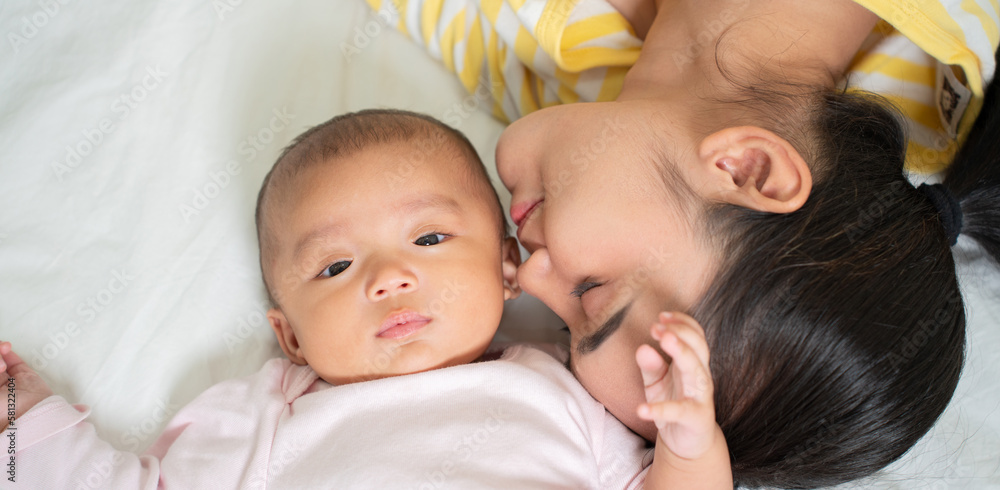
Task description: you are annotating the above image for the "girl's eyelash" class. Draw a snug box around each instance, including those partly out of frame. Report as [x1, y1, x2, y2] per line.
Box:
[570, 281, 600, 298]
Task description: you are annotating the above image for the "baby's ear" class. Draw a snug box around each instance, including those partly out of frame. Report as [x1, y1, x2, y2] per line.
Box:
[501, 237, 522, 300]
[268, 308, 306, 365]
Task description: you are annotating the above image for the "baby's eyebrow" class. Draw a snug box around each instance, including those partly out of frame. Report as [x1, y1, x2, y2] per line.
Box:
[396, 194, 463, 215]
[293, 221, 346, 266]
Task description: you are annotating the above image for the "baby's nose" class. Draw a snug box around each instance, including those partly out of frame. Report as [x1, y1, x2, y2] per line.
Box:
[370, 278, 414, 299]
[366, 262, 418, 301]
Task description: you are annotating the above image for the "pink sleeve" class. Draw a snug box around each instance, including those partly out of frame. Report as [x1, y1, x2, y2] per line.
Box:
[4, 359, 292, 489]
[597, 410, 654, 490]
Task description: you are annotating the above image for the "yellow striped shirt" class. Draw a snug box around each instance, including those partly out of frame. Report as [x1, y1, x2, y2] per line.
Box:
[364, 0, 998, 173]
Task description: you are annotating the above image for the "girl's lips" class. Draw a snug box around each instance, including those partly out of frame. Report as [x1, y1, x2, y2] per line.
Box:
[377, 310, 431, 339]
[510, 199, 542, 229]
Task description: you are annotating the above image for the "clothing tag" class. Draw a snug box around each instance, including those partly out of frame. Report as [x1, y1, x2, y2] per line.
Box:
[936, 63, 972, 138]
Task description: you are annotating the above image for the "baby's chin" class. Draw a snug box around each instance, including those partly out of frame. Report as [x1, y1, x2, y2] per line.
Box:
[317, 343, 491, 386]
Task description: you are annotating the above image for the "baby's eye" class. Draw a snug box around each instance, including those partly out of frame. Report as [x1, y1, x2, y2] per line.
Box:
[414, 233, 449, 246]
[320, 260, 352, 278]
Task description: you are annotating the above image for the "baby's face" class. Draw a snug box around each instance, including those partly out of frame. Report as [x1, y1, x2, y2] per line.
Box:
[266, 140, 519, 384]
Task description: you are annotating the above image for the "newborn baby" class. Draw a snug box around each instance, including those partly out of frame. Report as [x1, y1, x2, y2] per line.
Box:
[1, 109, 730, 489]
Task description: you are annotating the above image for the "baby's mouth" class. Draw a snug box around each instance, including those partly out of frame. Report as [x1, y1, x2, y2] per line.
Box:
[377, 309, 431, 339]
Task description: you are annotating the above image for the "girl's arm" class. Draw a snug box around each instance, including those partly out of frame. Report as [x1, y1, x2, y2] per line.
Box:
[635, 313, 733, 490]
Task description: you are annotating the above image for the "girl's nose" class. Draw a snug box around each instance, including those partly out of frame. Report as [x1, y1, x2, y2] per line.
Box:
[517, 248, 580, 327]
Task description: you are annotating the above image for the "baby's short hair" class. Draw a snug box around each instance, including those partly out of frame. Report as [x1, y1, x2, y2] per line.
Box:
[255, 109, 509, 306]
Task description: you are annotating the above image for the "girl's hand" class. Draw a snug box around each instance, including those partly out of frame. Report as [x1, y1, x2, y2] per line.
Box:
[634, 312, 718, 460]
[1, 341, 54, 431]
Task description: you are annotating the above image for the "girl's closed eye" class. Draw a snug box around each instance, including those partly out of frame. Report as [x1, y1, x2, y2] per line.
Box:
[414, 233, 450, 246]
[319, 260, 352, 278]
[570, 281, 600, 299]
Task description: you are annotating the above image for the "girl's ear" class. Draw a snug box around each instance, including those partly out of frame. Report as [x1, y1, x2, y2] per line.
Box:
[692, 126, 812, 213]
[268, 308, 306, 365]
[500, 237, 522, 300]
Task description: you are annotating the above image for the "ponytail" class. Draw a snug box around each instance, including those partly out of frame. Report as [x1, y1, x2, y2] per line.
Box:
[944, 48, 1000, 262]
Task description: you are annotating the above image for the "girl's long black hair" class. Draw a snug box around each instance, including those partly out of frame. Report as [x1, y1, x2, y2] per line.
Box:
[692, 49, 1000, 488]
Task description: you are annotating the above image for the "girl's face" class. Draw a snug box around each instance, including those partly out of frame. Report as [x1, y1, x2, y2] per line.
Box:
[496, 101, 717, 441]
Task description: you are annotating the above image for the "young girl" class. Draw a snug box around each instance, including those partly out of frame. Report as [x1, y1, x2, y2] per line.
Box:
[1, 109, 732, 489]
[367, 0, 1000, 487]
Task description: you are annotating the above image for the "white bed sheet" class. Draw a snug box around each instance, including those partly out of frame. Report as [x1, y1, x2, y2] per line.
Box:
[0, 1, 995, 488]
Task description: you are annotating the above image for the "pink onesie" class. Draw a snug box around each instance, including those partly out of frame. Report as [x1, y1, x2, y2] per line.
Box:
[6, 344, 652, 489]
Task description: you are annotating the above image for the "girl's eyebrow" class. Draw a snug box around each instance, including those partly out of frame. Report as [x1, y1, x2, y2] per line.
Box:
[576, 302, 632, 355]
